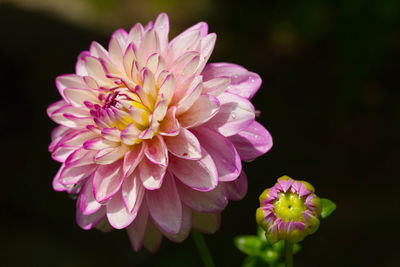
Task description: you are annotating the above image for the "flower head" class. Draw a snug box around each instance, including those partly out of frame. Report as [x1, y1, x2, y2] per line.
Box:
[48, 13, 272, 252]
[256, 176, 321, 243]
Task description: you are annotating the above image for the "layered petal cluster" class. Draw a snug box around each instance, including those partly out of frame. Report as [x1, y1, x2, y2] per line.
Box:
[48, 13, 272, 252]
[256, 176, 322, 244]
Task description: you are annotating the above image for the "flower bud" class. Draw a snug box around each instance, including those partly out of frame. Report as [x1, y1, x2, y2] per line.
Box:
[256, 176, 321, 243]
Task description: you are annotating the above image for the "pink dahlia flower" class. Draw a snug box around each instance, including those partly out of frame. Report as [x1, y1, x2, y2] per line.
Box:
[48, 13, 272, 252]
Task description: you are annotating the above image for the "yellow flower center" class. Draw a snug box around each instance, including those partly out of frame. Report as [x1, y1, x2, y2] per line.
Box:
[273, 192, 306, 222]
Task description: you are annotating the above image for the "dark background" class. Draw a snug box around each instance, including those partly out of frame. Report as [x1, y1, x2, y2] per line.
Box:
[1, 0, 399, 266]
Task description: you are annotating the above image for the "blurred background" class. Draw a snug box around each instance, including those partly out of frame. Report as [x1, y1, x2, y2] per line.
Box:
[1, 0, 399, 266]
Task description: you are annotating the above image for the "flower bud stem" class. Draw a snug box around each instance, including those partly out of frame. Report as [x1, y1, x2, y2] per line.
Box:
[192, 230, 215, 267]
[285, 241, 293, 267]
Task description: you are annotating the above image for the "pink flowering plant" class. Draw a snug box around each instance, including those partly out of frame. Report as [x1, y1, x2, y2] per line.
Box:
[47, 13, 272, 254]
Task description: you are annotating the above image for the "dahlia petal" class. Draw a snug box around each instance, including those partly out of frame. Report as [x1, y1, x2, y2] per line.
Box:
[159, 205, 192, 243]
[51, 145, 75, 162]
[157, 74, 175, 105]
[196, 33, 216, 74]
[154, 13, 169, 53]
[123, 43, 136, 78]
[66, 180, 85, 194]
[83, 137, 119, 150]
[128, 23, 144, 47]
[83, 76, 99, 89]
[169, 148, 218, 192]
[52, 165, 66, 191]
[176, 180, 228, 213]
[90, 41, 109, 62]
[278, 178, 294, 193]
[202, 63, 262, 99]
[146, 172, 182, 234]
[101, 58, 122, 78]
[76, 206, 106, 230]
[168, 29, 201, 63]
[153, 94, 168, 122]
[202, 77, 230, 96]
[228, 121, 273, 162]
[144, 136, 168, 166]
[123, 144, 144, 177]
[101, 127, 121, 142]
[177, 94, 220, 128]
[50, 104, 92, 128]
[143, 220, 162, 252]
[192, 211, 221, 234]
[106, 190, 139, 229]
[164, 128, 201, 160]
[112, 29, 129, 49]
[144, 21, 154, 32]
[62, 113, 94, 129]
[59, 163, 96, 185]
[139, 30, 159, 66]
[181, 54, 200, 77]
[64, 88, 98, 107]
[50, 125, 71, 141]
[60, 130, 97, 148]
[205, 92, 255, 136]
[121, 123, 141, 145]
[138, 115, 160, 139]
[142, 68, 157, 101]
[78, 176, 101, 215]
[139, 157, 167, 190]
[170, 51, 199, 76]
[126, 204, 149, 251]
[122, 169, 145, 212]
[176, 76, 202, 115]
[193, 126, 241, 182]
[108, 33, 124, 68]
[76, 51, 90, 76]
[225, 171, 248, 201]
[49, 136, 62, 153]
[55, 74, 86, 98]
[65, 147, 95, 167]
[95, 145, 128, 165]
[86, 125, 102, 135]
[93, 161, 124, 202]
[47, 100, 68, 118]
[180, 21, 209, 37]
[145, 53, 160, 75]
[84, 56, 110, 86]
[159, 106, 180, 136]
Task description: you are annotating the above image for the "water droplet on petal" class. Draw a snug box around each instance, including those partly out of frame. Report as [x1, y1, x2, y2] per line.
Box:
[231, 112, 237, 119]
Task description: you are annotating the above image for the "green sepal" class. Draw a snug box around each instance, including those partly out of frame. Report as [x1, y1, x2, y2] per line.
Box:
[320, 198, 336, 219]
[257, 226, 267, 242]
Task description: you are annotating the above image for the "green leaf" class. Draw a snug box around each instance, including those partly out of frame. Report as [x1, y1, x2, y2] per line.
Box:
[234, 236, 264, 256]
[320, 198, 337, 219]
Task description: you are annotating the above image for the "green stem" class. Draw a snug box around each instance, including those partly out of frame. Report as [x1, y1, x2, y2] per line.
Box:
[285, 241, 293, 267]
[191, 230, 215, 267]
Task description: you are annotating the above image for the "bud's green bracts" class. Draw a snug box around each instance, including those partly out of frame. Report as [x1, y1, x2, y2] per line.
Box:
[256, 176, 322, 243]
